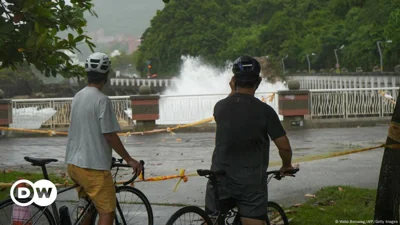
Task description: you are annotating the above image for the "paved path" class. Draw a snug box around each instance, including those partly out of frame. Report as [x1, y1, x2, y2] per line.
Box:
[0, 126, 389, 224]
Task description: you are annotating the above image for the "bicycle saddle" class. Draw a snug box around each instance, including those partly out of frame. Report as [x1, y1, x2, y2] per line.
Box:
[24, 156, 58, 166]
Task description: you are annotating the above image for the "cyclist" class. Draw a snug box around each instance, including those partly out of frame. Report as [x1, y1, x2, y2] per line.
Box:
[205, 56, 295, 225]
[65, 52, 143, 225]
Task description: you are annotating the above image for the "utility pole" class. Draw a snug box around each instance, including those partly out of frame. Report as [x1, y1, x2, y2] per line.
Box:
[334, 45, 345, 73]
[307, 53, 316, 74]
[146, 60, 152, 78]
[377, 40, 392, 72]
[281, 55, 288, 75]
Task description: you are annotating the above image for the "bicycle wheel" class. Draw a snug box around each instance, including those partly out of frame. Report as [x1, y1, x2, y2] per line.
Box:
[92, 186, 153, 225]
[0, 198, 56, 225]
[267, 201, 289, 225]
[166, 206, 213, 225]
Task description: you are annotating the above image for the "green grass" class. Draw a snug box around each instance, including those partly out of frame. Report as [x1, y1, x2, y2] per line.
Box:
[289, 186, 376, 225]
[0, 171, 69, 200]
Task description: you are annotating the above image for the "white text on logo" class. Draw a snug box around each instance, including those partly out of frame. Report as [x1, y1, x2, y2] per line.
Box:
[10, 179, 57, 207]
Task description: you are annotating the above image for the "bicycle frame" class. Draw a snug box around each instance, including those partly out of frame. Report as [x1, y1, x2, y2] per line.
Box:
[27, 162, 93, 225]
[206, 169, 298, 225]
[28, 159, 137, 225]
[207, 175, 234, 225]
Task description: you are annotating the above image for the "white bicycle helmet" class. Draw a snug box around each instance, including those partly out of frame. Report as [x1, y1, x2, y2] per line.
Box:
[85, 52, 111, 73]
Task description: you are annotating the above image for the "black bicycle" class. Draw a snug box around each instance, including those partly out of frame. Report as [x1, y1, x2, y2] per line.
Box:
[165, 168, 299, 225]
[0, 156, 154, 225]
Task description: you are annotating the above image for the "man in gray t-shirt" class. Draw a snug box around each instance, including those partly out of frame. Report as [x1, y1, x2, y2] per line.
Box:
[66, 86, 120, 170]
[65, 52, 142, 225]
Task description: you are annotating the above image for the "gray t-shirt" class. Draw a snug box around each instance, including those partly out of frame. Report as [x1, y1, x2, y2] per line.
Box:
[65, 86, 121, 170]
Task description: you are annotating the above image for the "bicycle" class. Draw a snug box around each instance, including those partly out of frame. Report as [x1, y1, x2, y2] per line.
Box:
[0, 156, 154, 225]
[165, 167, 299, 225]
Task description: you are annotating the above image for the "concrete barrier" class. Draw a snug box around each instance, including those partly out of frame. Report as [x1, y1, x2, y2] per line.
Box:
[130, 85, 160, 130]
[0, 89, 12, 136]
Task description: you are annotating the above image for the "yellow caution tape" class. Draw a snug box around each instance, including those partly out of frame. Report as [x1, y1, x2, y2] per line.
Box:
[0, 117, 215, 137]
[0, 93, 278, 137]
[379, 90, 396, 105]
[0, 171, 199, 191]
[1, 143, 399, 191]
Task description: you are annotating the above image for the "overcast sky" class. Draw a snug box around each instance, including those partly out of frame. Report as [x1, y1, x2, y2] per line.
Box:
[84, 0, 165, 37]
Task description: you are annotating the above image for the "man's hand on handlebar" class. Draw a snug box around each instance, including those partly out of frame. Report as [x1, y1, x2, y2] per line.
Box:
[127, 158, 143, 176]
[279, 164, 300, 177]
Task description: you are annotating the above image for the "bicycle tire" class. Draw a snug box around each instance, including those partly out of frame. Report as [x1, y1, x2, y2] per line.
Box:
[267, 201, 289, 225]
[0, 198, 56, 225]
[91, 186, 154, 225]
[166, 206, 213, 225]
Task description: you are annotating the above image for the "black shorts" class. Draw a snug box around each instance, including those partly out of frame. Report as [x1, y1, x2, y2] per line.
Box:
[204, 180, 269, 221]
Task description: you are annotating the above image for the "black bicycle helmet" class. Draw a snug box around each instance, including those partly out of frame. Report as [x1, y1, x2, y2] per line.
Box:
[232, 55, 261, 81]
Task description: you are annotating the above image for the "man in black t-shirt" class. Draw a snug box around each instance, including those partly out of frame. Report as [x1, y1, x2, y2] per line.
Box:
[205, 56, 295, 225]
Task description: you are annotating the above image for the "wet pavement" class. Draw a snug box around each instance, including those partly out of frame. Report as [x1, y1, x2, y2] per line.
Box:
[0, 125, 390, 224]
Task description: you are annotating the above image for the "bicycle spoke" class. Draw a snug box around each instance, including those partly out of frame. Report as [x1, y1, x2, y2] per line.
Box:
[92, 186, 152, 225]
[174, 211, 208, 225]
[117, 190, 148, 224]
[0, 201, 54, 225]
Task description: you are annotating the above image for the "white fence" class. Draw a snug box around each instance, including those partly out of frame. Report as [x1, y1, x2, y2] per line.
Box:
[109, 78, 173, 87]
[288, 75, 400, 89]
[309, 87, 398, 119]
[9, 92, 277, 129]
[11, 96, 131, 129]
[8, 88, 397, 129]
[157, 92, 278, 125]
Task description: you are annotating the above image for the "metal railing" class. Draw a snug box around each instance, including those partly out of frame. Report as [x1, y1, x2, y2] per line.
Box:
[8, 88, 397, 129]
[9, 92, 278, 128]
[157, 92, 278, 125]
[309, 87, 398, 119]
[288, 75, 400, 89]
[11, 96, 131, 129]
[109, 78, 173, 87]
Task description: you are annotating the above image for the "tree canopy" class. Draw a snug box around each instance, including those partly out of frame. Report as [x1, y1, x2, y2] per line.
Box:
[0, 0, 96, 78]
[134, 0, 400, 77]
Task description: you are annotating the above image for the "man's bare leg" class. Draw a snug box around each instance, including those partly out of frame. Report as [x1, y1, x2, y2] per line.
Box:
[98, 212, 115, 225]
[241, 217, 266, 225]
[81, 206, 95, 225]
[78, 197, 96, 225]
[79, 204, 115, 225]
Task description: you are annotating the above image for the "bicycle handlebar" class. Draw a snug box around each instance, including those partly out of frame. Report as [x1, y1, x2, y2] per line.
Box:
[266, 168, 299, 180]
[111, 157, 145, 186]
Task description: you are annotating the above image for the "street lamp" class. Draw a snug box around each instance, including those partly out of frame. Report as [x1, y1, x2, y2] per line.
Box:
[281, 55, 288, 75]
[306, 53, 316, 74]
[334, 45, 345, 73]
[377, 40, 392, 72]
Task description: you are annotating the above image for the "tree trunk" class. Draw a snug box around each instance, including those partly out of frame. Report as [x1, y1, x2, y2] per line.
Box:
[374, 90, 400, 224]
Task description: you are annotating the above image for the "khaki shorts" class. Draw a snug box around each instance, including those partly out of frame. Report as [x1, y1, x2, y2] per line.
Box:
[67, 164, 116, 213]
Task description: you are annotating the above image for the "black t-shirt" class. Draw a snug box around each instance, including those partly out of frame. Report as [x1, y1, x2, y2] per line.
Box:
[210, 93, 286, 194]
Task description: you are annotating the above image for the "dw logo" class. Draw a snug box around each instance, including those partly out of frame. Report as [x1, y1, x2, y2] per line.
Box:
[10, 179, 57, 207]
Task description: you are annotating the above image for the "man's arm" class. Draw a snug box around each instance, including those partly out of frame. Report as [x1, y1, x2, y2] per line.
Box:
[273, 135, 292, 167]
[103, 132, 135, 163]
[266, 106, 293, 168]
[99, 97, 136, 164]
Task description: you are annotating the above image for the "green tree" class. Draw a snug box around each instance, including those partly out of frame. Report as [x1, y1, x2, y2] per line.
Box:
[0, 0, 97, 78]
[136, 0, 400, 75]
